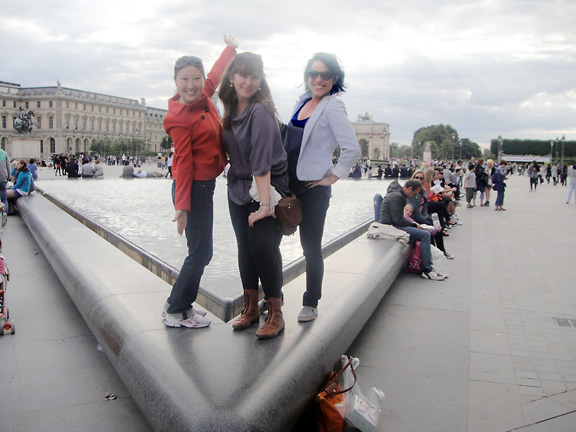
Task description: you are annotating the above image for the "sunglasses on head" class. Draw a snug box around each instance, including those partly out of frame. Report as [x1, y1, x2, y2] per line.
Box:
[307, 70, 335, 80]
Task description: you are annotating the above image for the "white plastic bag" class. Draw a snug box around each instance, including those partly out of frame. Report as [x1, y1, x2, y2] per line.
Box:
[431, 244, 449, 277]
[345, 386, 386, 432]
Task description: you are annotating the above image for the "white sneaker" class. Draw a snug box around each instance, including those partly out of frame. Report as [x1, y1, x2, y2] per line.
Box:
[421, 270, 447, 281]
[444, 252, 455, 260]
[298, 306, 318, 322]
[163, 310, 211, 328]
[1, 213, 7, 227]
[162, 302, 207, 318]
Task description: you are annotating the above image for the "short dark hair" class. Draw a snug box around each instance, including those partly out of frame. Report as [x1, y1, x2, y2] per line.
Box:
[174, 56, 204, 80]
[404, 179, 422, 191]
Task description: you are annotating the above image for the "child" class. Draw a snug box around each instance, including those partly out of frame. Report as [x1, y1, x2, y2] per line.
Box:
[463, 164, 476, 208]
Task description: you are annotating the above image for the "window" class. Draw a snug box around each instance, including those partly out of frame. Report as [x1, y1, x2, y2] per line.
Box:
[66, 101, 69, 109]
[50, 137, 56, 153]
[13, 101, 16, 108]
[49, 100, 53, 108]
[49, 116, 54, 129]
[40, 139, 44, 153]
[25, 101, 29, 109]
[2, 116, 6, 129]
[37, 117, 41, 129]
[2, 100, 5, 107]
[37, 101, 41, 108]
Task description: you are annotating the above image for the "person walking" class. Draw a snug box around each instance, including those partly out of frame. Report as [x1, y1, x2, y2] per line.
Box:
[282, 52, 360, 322]
[493, 161, 508, 211]
[566, 164, 576, 204]
[162, 35, 238, 328]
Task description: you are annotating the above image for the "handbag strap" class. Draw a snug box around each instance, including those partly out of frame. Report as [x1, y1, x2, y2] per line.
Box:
[324, 356, 357, 396]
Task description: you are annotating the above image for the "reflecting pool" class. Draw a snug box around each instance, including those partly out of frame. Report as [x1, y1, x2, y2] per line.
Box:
[36, 167, 392, 292]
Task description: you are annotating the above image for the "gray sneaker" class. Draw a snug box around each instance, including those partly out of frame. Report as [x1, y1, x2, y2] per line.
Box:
[162, 302, 207, 318]
[163, 311, 211, 328]
[421, 270, 447, 281]
[298, 306, 318, 322]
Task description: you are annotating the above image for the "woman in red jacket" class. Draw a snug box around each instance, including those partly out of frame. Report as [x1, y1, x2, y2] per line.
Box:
[162, 35, 238, 329]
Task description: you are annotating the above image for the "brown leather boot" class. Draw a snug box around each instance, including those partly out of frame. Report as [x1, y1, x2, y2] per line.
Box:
[232, 290, 260, 330]
[255, 297, 285, 339]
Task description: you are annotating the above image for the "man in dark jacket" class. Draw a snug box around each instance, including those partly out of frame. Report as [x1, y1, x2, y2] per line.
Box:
[380, 180, 446, 281]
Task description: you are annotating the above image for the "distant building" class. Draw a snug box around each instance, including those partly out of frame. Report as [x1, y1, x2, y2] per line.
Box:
[351, 113, 390, 161]
[0, 80, 167, 159]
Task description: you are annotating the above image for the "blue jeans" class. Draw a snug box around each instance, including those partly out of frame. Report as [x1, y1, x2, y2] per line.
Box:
[495, 189, 505, 207]
[0, 181, 7, 213]
[297, 187, 330, 308]
[167, 180, 215, 314]
[397, 226, 433, 273]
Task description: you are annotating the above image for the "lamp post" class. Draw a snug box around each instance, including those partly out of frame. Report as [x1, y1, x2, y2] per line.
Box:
[561, 135, 566, 165]
[459, 139, 462, 160]
[497, 134, 503, 162]
[452, 133, 456, 162]
[550, 140, 554, 164]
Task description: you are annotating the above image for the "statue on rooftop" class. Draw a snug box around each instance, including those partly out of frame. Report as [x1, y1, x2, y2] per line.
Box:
[13, 106, 39, 134]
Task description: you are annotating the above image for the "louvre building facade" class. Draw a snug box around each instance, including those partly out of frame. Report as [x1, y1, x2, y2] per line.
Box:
[1, 80, 167, 160]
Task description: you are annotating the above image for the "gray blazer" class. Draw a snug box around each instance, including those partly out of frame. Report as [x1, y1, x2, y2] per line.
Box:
[292, 92, 360, 181]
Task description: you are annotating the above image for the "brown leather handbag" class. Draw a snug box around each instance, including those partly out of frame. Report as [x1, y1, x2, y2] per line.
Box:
[314, 356, 357, 432]
[275, 194, 302, 236]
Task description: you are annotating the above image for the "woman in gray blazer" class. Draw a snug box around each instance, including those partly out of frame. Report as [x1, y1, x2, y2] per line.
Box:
[283, 52, 360, 322]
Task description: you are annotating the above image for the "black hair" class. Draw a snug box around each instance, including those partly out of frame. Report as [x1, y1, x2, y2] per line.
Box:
[304, 53, 346, 95]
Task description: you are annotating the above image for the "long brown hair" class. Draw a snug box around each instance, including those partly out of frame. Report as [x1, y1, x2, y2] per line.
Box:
[219, 52, 277, 130]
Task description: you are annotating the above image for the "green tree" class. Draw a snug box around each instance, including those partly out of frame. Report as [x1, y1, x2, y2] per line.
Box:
[161, 135, 173, 151]
[412, 124, 459, 159]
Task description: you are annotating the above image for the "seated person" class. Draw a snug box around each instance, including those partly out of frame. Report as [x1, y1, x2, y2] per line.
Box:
[379, 179, 447, 281]
[82, 162, 95, 177]
[66, 157, 81, 178]
[93, 160, 104, 178]
[27, 159, 38, 180]
[133, 169, 164, 178]
[7, 160, 32, 200]
[121, 161, 134, 178]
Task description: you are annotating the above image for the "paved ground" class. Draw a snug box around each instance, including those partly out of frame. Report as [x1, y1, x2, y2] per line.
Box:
[2, 167, 576, 431]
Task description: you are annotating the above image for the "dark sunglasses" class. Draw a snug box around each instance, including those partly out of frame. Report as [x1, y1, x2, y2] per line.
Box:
[307, 70, 335, 80]
[414, 176, 424, 179]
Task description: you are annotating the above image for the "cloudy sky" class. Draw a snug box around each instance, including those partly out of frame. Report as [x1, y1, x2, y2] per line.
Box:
[2, 0, 574, 148]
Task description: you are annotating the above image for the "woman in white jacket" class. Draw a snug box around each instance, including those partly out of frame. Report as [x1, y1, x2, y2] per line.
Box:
[282, 52, 360, 322]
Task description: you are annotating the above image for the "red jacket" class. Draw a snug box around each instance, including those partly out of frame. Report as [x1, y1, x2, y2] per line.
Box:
[164, 45, 236, 211]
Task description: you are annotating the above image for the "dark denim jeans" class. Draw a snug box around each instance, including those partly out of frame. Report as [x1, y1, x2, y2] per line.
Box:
[297, 187, 330, 308]
[0, 181, 7, 213]
[228, 199, 283, 299]
[167, 180, 215, 314]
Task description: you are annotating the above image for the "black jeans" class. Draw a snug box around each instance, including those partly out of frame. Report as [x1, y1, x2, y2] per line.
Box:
[297, 187, 330, 308]
[228, 199, 283, 299]
[167, 180, 215, 314]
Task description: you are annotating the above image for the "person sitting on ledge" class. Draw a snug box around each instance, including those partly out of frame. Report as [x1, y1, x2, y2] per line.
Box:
[66, 157, 81, 178]
[133, 169, 164, 178]
[82, 160, 95, 178]
[121, 161, 134, 178]
[7, 159, 32, 200]
[93, 160, 104, 178]
[379, 179, 447, 281]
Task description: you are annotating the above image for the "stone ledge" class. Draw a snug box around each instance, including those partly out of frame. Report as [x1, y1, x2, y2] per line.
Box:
[17, 194, 407, 432]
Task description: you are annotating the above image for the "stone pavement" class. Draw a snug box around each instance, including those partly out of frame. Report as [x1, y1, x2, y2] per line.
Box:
[1, 168, 576, 431]
[348, 173, 576, 432]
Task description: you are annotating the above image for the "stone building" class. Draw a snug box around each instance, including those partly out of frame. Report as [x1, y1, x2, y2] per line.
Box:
[0, 80, 167, 160]
[351, 113, 391, 161]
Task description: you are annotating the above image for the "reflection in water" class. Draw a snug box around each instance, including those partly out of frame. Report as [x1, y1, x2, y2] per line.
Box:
[38, 176, 389, 291]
